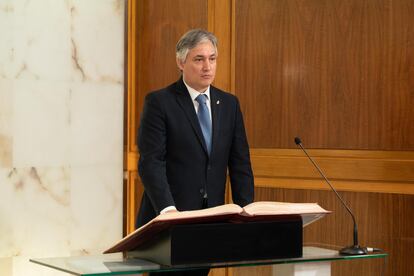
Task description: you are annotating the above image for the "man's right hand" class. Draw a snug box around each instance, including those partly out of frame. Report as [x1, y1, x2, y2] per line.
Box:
[160, 206, 178, 214]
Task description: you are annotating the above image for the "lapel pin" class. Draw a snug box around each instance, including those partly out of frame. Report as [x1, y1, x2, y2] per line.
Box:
[216, 100, 220, 105]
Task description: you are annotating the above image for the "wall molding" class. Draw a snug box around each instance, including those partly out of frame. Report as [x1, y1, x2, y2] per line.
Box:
[251, 148, 414, 194]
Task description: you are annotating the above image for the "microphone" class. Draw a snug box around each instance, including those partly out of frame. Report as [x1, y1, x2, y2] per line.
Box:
[294, 137, 368, 255]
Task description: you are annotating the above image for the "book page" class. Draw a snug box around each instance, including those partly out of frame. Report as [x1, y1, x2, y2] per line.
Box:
[242, 201, 330, 216]
[154, 203, 243, 222]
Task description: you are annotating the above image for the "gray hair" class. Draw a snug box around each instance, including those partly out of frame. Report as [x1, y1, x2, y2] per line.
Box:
[176, 29, 218, 63]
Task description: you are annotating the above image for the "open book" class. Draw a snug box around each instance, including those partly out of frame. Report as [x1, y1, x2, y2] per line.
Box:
[104, 201, 330, 254]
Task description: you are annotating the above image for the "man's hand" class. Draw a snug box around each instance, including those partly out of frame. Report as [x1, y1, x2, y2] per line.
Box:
[160, 206, 178, 214]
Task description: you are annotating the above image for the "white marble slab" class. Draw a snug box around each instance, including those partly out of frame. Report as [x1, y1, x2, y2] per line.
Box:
[1, 1, 72, 81]
[0, 1, 17, 80]
[69, 82, 124, 167]
[70, 0, 124, 83]
[0, 81, 13, 167]
[69, 164, 123, 254]
[12, 81, 71, 167]
[0, 1, 125, 275]
[0, 167, 71, 257]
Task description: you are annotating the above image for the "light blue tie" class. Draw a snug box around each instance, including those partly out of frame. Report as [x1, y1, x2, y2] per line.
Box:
[195, 94, 212, 154]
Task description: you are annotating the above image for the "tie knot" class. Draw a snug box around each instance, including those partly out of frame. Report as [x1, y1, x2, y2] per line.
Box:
[196, 94, 208, 105]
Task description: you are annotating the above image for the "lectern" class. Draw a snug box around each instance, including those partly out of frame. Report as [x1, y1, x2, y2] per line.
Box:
[31, 202, 388, 275]
[127, 218, 303, 265]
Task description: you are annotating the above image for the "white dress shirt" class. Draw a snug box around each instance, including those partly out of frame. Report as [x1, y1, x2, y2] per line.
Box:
[184, 80, 212, 120]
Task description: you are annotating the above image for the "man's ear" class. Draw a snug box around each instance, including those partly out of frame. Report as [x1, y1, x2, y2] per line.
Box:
[176, 58, 184, 71]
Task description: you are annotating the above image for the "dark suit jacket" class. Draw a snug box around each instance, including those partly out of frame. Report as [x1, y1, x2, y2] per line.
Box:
[136, 78, 254, 227]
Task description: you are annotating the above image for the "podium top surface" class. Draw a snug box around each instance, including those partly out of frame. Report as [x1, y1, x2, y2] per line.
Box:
[30, 246, 387, 276]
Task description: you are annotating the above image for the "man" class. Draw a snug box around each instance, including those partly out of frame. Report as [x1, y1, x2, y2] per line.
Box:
[136, 29, 254, 275]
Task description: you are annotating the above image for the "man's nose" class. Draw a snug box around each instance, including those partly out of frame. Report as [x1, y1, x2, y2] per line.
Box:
[202, 60, 211, 71]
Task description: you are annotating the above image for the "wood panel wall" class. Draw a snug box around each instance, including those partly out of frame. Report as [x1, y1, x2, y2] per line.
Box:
[254, 187, 414, 276]
[125, 0, 414, 275]
[235, 0, 414, 150]
[231, 2, 414, 272]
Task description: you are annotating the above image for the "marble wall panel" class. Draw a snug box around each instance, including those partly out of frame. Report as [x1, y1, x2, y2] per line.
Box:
[0, 1, 16, 80]
[0, 167, 71, 256]
[69, 165, 123, 255]
[0, 82, 13, 167]
[69, 0, 124, 83]
[7, 1, 72, 81]
[0, 0, 125, 275]
[69, 82, 124, 167]
[12, 81, 71, 167]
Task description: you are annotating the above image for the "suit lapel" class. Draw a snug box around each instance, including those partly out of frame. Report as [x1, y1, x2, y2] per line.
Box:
[174, 79, 209, 155]
[210, 87, 221, 157]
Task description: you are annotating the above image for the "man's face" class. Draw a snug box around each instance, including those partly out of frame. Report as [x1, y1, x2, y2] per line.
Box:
[177, 41, 217, 92]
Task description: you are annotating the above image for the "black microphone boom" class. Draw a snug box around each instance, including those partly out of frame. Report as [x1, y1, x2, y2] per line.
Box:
[294, 137, 367, 255]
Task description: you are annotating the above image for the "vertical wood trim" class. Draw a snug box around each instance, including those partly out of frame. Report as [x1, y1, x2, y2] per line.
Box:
[127, 0, 136, 154]
[231, 0, 236, 94]
[125, 0, 138, 234]
[126, 172, 136, 234]
[208, 0, 232, 92]
[207, 0, 215, 32]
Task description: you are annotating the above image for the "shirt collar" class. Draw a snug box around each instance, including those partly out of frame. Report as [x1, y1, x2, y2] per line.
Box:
[183, 79, 211, 102]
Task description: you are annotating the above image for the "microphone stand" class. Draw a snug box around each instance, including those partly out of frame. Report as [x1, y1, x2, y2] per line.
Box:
[294, 137, 367, 255]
